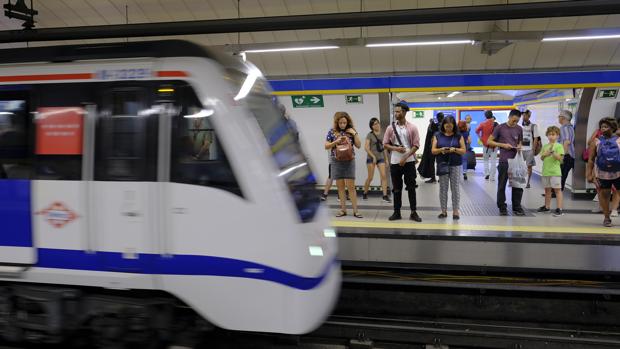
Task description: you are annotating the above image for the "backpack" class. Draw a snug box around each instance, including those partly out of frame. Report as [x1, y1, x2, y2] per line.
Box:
[596, 136, 620, 172]
[335, 135, 353, 161]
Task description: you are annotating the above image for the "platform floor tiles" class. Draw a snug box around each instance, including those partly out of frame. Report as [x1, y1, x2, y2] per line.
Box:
[327, 169, 620, 233]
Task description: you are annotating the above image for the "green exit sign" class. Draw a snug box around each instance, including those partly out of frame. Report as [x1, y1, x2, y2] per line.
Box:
[291, 95, 324, 108]
[598, 89, 618, 99]
[414, 110, 425, 118]
[345, 95, 363, 104]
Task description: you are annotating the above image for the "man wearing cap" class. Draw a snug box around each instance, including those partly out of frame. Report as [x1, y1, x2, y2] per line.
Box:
[476, 110, 497, 181]
[558, 110, 575, 192]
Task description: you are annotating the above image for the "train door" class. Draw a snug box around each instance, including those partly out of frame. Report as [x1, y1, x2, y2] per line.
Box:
[93, 86, 159, 272]
[0, 92, 35, 265]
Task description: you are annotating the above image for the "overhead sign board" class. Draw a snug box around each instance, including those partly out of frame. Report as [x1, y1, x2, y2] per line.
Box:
[597, 89, 618, 99]
[291, 95, 324, 108]
[345, 95, 363, 104]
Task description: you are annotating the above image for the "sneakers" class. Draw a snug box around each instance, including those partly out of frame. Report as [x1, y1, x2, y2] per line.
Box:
[604, 217, 612, 227]
[525, 183, 531, 188]
[537, 206, 550, 213]
[320, 193, 327, 201]
[410, 211, 422, 222]
[499, 208, 508, 216]
[513, 209, 526, 216]
[362, 193, 368, 200]
[463, 173, 468, 180]
[425, 178, 436, 183]
[388, 211, 402, 221]
[485, 175, 489, 180]
[612, 210, 619, 217]
[553, 209, 564, 217]
[382, 195, 391, 203]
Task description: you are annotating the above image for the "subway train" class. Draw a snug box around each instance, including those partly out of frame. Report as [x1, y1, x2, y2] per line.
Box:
[0, 40, 339, 344]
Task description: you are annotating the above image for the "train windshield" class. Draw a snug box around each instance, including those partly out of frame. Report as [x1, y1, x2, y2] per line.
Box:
[246, 94, 320, 223]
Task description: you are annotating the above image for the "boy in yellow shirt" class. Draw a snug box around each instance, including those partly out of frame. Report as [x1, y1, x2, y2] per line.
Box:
[537, 126, 565, 216]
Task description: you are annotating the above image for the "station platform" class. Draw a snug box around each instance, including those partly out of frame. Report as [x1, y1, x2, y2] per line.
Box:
[327, 169, 620, 273]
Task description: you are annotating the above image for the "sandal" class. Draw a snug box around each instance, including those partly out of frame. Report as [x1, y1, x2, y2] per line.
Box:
[336, 210, 347, 217]
[438, 212, 447, 219]
[353, 212, 363, 218]
[452, 214, 460, 220]
[604, 218, 612, 227]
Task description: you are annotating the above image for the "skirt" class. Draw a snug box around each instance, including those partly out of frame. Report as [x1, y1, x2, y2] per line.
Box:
[331, 158, 355, 179]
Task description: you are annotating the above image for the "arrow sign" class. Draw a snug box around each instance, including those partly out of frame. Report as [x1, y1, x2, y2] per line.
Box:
[291, 95, 324, 108]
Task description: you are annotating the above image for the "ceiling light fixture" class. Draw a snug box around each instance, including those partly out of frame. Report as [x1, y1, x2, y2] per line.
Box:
[542, 34, 620, 42]
[244, 46, 339, 53]
[447, 91, 461, 98]
[366, 40, 474, 48]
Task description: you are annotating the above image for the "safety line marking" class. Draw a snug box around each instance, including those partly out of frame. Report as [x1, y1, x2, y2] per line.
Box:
[331, 220, 620, 235]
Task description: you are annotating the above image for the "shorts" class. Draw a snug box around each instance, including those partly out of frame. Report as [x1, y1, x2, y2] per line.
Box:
[331, 158, 355, 179]
[366, 157, 386, 164]
[597, 177, 620, 190]
[522, 150, 536, 166]
[541, 176, 561, 189]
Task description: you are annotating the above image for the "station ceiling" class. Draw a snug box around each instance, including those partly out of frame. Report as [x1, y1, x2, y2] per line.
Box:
[1, 0, 620, 78]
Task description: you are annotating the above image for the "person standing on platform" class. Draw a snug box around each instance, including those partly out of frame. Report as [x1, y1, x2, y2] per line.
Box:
[487, 109, 525, 216]
[537, 126, 565, 216]
[433, 116, 466, 219]
[587, 117, 620, 227]
[458, 120, 472, 180]
[476, 110, 497, 181]
[362, 117, 390, 202]
[558, 110, 575, 192]
[521, 110, 541, 189]
[383, 102, 422, 222]
[325, 112, 362, 218]
[418, 113, 444, 183]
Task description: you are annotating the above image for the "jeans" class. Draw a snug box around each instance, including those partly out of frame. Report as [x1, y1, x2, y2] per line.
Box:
[390, 162, 417, 212]
[483, 146, 497, 179]
[497, 162, 524, 211]
[561, 154, 574, 191]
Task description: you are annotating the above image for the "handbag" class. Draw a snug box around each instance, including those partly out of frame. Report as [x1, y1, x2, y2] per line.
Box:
[335, 134, 354, 161]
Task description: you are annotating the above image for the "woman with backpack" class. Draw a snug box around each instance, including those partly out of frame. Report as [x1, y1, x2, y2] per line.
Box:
[362, 117, 390, 202]
[587, 117, 620, 227]
[325, 112, 362, 218]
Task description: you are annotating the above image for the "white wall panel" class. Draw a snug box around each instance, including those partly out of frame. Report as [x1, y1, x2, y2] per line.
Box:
[278, 94, 381, 186]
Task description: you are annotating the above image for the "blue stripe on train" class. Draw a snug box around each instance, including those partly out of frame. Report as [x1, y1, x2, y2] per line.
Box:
[37, 248, 337, 291]
[0, 180, 32, 247]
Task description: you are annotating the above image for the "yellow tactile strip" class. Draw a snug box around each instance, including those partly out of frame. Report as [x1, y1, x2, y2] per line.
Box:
[331, 220, 620, 236]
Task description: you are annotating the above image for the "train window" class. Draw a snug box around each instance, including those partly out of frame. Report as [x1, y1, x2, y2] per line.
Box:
[169, 85, 242, 197]
[95, 87, 158, 181]
[0, 97, 33, 179]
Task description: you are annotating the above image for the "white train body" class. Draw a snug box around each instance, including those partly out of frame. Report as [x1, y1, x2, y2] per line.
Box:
[0, 41, 339, 337]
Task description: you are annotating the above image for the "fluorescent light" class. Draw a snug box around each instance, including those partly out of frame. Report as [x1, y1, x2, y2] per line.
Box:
[437, 97, 442, 100]
[309, 246, 324, 256]
[323, 228, 337, 238]
[366, 40, 474, 48]
[244, 46, 339, 53]
[447, 91, 461, 98]
[543, 34, 620, 42]
[278, 162, 307, 177]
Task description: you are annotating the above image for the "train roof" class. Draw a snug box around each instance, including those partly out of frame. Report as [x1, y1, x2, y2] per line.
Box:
[0, 40, 242, 68]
